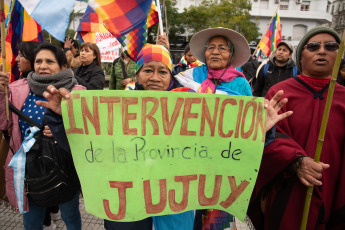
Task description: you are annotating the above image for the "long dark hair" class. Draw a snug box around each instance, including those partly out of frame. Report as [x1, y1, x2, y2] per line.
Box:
[18, 41, 41, 70]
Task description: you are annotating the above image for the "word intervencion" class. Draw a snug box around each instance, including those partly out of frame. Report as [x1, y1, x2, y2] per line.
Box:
[63, 95, 265, 142]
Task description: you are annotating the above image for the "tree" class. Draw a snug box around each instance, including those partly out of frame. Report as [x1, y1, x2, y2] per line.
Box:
[182, 0, 259, 42]
[148, 0, 186, 46]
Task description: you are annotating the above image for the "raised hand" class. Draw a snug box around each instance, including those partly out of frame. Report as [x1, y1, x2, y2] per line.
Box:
[36, 85, 71, 116]
[265, 90, 293, 131]
[157, 32, 170, 50]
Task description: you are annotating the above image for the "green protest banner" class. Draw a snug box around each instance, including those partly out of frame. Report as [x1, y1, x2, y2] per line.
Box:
[61, 90, 266, 222]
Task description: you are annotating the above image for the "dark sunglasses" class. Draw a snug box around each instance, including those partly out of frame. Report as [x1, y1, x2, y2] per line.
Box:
[304, 42, 339, 52]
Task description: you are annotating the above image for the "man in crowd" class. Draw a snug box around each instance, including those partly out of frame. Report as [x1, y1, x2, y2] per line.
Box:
[109, 51, 136, 90]
[253, 41, 298, 97]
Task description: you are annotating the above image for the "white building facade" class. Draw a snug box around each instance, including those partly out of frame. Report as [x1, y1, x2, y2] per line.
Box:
[175, 0, 333, 49]
[251, 0, 332, 48]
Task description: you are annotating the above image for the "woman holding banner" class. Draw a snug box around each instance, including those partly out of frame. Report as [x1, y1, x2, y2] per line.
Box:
[37, 39, 291, 230]
[248, 26, 345, 229]
[0, 43, 84, 229]
[173, 27, 257, 229]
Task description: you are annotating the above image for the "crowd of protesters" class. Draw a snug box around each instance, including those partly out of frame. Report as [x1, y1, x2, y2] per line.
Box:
[1, 24, 345, 230]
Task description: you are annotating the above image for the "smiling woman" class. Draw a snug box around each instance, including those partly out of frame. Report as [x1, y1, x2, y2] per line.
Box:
[0, 42, 85, 229]
[174, 27, 252, 96]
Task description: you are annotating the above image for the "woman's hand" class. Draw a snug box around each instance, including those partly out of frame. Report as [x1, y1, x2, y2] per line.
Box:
[43, 125, 53, 137]
[265, 90, 293, 131]
[0, 72, 10, 92]
[296, 157, 330, 186]
[36, 85, 71, 116]
[157, 32, 170, 50]
[122, 78, 133, 86]
[64, 37, 74, 49]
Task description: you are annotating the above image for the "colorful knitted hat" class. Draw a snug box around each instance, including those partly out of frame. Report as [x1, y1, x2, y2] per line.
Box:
[296, 26, 341, 71]
[135, 44, 173, 72]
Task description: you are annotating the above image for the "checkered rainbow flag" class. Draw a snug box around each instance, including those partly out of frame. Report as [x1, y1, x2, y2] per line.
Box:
[88, 0, 153, 37]
[258, 8, 281, 57]
[88, 0, 159, 61]
[115, 0, 159, 61]
[77, 5, 108, 43]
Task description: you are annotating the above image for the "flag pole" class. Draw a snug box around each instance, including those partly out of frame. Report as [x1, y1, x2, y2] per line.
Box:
[253, 4, 280, 54]
[300, 29, 345, 230]
[155, 0, 164, 36]
[163, 0, 168, 37]
[0, 0, 9, 120]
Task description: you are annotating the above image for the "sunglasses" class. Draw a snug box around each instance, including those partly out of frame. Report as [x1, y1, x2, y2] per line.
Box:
[304, 42, 339, 52]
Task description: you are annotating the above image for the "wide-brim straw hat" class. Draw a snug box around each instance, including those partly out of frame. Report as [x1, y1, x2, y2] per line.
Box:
[190, 27, 250, 68]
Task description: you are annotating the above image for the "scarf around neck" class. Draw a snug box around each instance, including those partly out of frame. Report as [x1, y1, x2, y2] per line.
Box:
[200, 65, 245, 93]
[27, 69, 78, 97]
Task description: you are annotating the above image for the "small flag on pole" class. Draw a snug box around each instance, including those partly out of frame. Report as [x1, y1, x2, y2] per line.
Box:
[258, 9, 281, 57]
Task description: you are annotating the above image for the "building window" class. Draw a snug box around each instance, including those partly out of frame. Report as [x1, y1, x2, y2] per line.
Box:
[280, 0, 289, 10]
[301, 1, 310, 11]
[260, 0, 268, 9]
[293, 25, 307, 40]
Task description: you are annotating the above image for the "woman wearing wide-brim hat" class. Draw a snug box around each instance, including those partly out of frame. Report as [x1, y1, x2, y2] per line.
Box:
[174, 27, 252, 96]
[174, 27, 252, 229]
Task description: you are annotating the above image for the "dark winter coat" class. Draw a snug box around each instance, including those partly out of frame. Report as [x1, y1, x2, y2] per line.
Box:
[74, 62, 105, 90]
[253, 56, 298, 97]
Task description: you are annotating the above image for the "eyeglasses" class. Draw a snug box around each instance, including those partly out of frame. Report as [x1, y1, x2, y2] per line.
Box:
[304, 42, 339, 52]
[205, 45, 231, 53]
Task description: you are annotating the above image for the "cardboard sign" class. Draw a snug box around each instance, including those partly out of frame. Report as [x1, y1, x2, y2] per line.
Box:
[95, 32, 121, 63]
[61, 90, 266, 222]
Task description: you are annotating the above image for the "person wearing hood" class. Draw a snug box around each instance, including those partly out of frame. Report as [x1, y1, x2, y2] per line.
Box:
[253, 41, 298, 97]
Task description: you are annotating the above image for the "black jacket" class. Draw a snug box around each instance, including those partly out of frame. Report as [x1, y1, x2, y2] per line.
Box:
[172, 64, 187, 76]
[241, 58, 259, 82]
[253, 56, 298, 97]
[74, 62, 105, 90]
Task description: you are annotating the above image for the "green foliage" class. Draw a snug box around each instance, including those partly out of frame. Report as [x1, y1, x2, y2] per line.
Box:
[182, 0, 259, 42]
[148, 0, 185, 45]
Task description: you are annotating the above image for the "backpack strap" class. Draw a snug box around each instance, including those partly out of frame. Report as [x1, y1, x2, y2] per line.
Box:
[292, 65, 298, 77]
[112, 57, 120, 67]
[263, 63, 270, 78]
[120, 59, 129, 79]
[8, 102, 42, 128]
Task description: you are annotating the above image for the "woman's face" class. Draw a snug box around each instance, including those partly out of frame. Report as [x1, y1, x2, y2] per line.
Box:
[34, 49, 65, 76]
[300, 33, 338, 79]
[15, 51, 31, 72]
[205, 36, 231, 70]
[136, 61, 171, 91]
[80, 46, 96, 65]
[185, 50, 196, 64]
